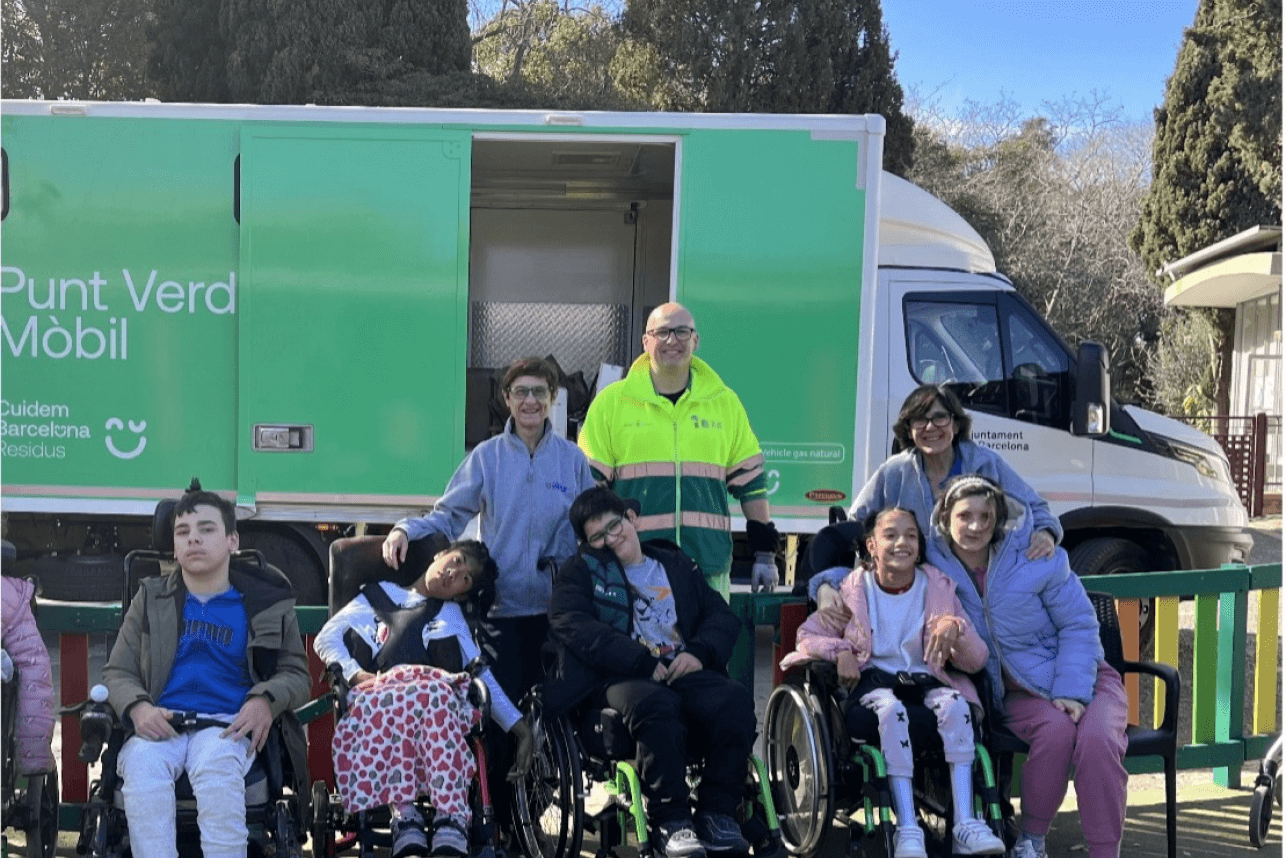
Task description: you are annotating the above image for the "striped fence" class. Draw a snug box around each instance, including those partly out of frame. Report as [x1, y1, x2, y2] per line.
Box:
[32, 561, 1283, 828]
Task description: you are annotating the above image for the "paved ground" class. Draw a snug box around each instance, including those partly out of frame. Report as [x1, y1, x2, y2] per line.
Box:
[7, 518, 1281, 857]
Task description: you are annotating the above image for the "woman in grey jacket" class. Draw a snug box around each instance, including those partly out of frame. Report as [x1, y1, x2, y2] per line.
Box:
[814, 385, 1059, 607]
[382, 357, 596, 701]
[927, 476, 1127, 858]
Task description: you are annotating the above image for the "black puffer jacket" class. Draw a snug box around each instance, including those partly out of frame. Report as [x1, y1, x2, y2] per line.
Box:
[542, 539, 741, 716]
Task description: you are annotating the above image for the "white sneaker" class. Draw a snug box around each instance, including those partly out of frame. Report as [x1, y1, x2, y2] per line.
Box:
[893, 824, 928, 858]
[1009, 837, 1047, 858]
[952, 816, 1005, 855]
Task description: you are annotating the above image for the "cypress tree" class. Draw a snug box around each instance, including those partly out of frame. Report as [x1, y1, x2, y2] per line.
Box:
[1130, 0, 1281, 416]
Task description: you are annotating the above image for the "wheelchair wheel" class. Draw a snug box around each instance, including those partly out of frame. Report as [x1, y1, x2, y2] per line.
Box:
[24, 768, 59, 858]
[273, 798, 303, 858]
[763, 680, 834, 857]
[1250, 781, 1276, 848]
[311, 781, 336, 858]
[513, 712, 583, 858]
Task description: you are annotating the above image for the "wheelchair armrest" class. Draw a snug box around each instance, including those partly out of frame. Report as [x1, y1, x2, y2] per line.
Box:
[1116, 658, 1181, 735]
[325, 663, 352, 720]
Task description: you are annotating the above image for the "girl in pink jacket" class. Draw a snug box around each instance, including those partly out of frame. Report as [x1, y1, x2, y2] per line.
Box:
[2, 575, 56, 776]
[780, 507, 1003, 858]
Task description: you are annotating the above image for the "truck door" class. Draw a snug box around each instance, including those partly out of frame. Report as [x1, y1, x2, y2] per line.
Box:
[896, 288, 1093, 519]
[676, 128, 873, 522]
[237, 125, 471, 508]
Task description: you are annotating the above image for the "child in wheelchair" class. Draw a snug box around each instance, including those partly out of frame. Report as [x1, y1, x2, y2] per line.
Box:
[781, 506, 1005, 858]
[313, 538, 533, 858]
[102, 487, 312, 858]
[2, 572, 56, 784]
[544, 486, 759, 858]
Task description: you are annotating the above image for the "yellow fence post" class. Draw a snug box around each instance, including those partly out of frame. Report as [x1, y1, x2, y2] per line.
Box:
[1253, 587, 1281, 735]
[1153, 595, 1180, 727]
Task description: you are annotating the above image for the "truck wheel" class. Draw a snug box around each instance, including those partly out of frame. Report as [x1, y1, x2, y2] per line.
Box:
[24, 554, 125, 602]
[239, 531, 326, 605]
[1068, 538, 1153, 648]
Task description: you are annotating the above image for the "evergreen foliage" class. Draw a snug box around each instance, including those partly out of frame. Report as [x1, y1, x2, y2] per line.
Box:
[620, 0, 915, 174]
[1129, 0, 1282, 272]
[2, 0, 153, 99]
[1129, 0, 1281, 416]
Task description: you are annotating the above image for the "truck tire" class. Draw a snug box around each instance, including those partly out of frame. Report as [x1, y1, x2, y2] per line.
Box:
[1068, 538, 1153, 647]
[24, 554, 126, 602]
[238, 531, 327, 606]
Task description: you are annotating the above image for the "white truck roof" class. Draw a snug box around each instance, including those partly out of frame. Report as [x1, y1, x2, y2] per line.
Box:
[878, 171, 996, 274]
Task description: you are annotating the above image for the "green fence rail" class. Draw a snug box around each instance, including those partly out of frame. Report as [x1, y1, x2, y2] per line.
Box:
[29, 562, 1283, 831]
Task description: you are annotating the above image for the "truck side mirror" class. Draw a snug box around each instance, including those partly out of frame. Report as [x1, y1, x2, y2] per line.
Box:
[1073, 341, 1110, 437]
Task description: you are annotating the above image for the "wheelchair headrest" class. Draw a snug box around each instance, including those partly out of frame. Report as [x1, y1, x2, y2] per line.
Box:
[152, 498, 178, 553]
[807, 520, 865, 580]
[328, 532, 450, 616]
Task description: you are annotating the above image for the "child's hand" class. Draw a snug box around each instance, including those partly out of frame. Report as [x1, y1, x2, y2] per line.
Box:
[816, 584, 844, 612]
[223, 695, 274, 754]
[836, 651, 862, 687]
[507, 719, 534, 782]
[925, 615, 962, 667]
[663, 652, 703, 683]
[129, 701, 178, 741]
[1052, 697, 1086, 723]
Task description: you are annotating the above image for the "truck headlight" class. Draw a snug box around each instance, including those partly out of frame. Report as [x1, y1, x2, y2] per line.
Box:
[1170, 440, 1231, 483]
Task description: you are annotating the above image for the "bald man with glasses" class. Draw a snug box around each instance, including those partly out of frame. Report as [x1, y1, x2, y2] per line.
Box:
[578, 303, 780, 597]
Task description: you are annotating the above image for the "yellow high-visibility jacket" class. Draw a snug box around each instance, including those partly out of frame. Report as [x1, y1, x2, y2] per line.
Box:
[578, 354, 767, 578]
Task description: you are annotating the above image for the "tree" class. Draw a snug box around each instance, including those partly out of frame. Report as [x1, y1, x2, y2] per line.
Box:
[909, 94, 1164, 403]
[473, 0, 641, 109]
[620, 0, 915, 174]
[2, 0, 154, 100]
[1129, 0, 1282, 416]
[148, 0, 472, 104]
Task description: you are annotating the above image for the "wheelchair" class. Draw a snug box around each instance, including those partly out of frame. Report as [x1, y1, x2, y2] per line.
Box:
[510, 677, 784, 858]
[309, 534, 502, 858]
[763, 659, 1004, 858]
[1, 540, 61, 858]
[766, 519, 1005, 858]
[71, 494, 310, 858]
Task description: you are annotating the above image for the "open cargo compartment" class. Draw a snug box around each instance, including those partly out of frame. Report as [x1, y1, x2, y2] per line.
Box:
[465, 136, 678, 446]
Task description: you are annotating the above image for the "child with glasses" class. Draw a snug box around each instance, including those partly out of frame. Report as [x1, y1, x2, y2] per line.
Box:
[543, 486, 758, 858]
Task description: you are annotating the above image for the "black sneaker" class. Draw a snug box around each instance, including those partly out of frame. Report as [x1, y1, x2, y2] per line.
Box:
[653, 820, 708, 858]
[694, 812, 750, 853]
[391, 819, 428, 858]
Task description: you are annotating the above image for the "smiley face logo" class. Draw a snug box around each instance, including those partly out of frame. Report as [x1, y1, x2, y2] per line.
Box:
[105, 418, 147, 460]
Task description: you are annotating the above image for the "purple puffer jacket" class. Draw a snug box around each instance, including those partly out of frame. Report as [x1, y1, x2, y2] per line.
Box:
[2, 576, 55, 774]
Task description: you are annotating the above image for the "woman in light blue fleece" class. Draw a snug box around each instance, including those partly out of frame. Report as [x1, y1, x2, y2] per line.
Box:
[812, 385, 1060, 606]
[381, 356, 596, 701]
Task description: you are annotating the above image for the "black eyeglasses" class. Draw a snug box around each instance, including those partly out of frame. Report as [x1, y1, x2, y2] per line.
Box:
[910, 412, 953, 430]
[645, 326, 695, 343]
[586, 515, 624, 547]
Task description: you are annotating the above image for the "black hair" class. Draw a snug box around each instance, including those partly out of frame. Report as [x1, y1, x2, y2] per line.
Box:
[891, 384, 973, 453]
[860, 506, 926, 567]
[568, 485, 629, 543]
[172, 480, 236, 536]
[447, 539, 499, 619]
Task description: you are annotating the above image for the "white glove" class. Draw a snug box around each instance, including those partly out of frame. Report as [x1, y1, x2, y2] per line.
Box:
[751, 551, 777, 593]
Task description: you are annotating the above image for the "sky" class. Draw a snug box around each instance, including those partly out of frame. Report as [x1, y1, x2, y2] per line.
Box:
[881, 0, 1201, 122]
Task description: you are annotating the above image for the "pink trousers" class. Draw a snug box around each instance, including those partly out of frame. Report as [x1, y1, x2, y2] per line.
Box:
[1003, 661, 1128, 858]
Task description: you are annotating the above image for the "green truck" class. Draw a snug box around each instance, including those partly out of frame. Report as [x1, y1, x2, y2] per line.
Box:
[0, 101, 1250, 603]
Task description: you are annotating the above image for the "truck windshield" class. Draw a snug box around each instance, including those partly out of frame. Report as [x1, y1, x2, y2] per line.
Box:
[906, 297, 1071, 429]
